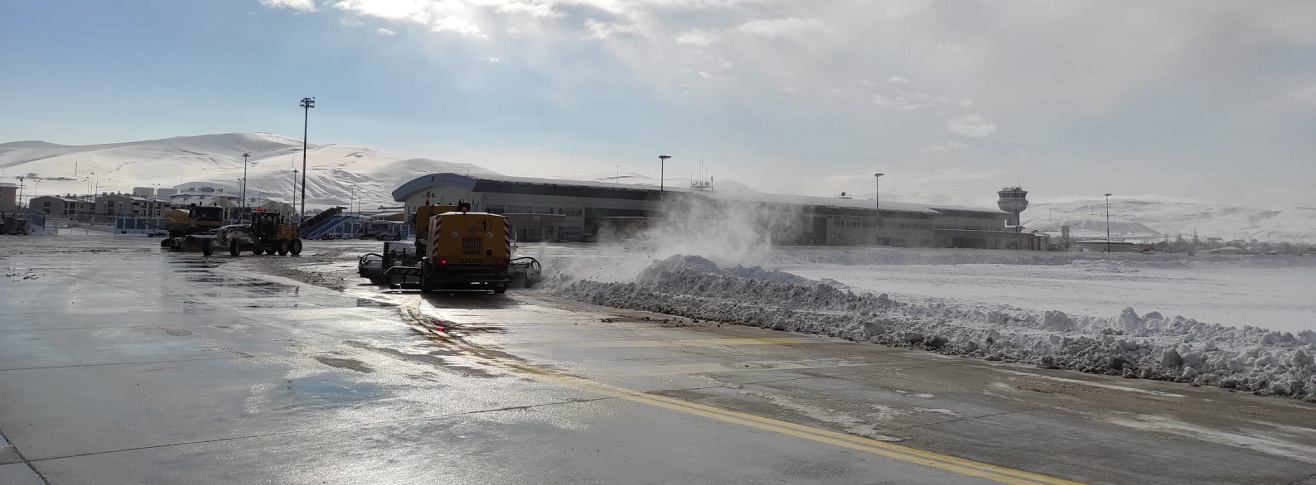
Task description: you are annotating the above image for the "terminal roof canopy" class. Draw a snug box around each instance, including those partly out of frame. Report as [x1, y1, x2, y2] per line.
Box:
[392, 173, 1007, 217]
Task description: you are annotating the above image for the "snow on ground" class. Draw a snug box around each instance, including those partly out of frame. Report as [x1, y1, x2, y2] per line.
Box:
[544, 199, 1316, 401]
[1024, 197, 1316, 244]
[777, 248, 1316, 335]
[554, 253, 1316, 400]
[0, 132, 496, 210]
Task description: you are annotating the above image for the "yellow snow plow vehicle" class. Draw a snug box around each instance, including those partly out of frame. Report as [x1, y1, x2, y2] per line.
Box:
[359, 203, 541, 293]
[161, 206, 227, 255]
[215, 211, 303, 256]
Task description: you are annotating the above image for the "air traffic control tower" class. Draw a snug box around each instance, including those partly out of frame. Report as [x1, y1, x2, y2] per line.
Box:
[997, 186, 1029, 231]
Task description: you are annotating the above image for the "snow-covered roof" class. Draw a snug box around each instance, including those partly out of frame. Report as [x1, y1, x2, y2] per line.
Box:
[701, 190, 941, 214]
[393, 173, 1002, 216]
[0, 182, 17, 188]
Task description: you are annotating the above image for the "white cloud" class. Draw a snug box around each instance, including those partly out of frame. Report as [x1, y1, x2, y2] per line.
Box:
[493, 1, 561, 18]
[340, 16, 363, 26]
[584, 18, 640, 39]
[947, 114, 998, 138]
[926, 141, 970, 152]
[737, 17, 827, 39]
[958, 98, 975, 108]
[676, 29, 719, 46]
[377, 27, 396, 35]
[872, 94, 897, 107]
[888, 75, 910, 85]
[432, 15, 486, 37]
[1286, 83, 1316, 106]
[484, 56, 502, 64]
[262, 0, 315, 11]
[331, 0, 451, 25]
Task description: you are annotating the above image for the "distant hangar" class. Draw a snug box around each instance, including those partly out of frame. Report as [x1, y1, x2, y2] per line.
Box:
[392, 173, 1047, 250]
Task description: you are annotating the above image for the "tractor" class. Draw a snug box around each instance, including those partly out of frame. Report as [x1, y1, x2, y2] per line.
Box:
[216, 211, 303, 256]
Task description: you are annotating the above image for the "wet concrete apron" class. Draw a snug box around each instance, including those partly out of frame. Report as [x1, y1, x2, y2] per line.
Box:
[1, 236, 1314, 484]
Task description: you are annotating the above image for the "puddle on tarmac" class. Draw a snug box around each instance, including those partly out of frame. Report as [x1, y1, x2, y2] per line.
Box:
[356, 298, 399, 308]
[168, 260, 222, 270]
[183, 275, 300, 296]
[289, 375, 384, 405]
[344, 340, 501, 379]
[314, 355, 375, 373]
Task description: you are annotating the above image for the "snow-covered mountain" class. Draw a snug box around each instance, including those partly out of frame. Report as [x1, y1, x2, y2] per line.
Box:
[0, 132, 495, 211]
[1022, 198, 1316, 243]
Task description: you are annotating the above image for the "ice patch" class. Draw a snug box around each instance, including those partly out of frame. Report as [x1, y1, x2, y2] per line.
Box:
[1102, 413, 1316, 465]
[739, 390, 903, 442]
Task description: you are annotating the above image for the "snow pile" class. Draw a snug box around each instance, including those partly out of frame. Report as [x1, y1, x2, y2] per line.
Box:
[556, 255, 1316, 400]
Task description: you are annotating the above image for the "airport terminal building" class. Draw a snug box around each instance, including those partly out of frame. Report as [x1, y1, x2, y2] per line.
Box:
[391, 173, 1047, 250]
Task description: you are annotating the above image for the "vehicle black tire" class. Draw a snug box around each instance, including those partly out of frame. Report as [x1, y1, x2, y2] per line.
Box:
[159, 239, 171, 248]
[289, 238, 303, 256]
[201, 241, 213, 257]
[253, 246, 264, 256]
[229, 240, 241, 257]
[277, 240, 289, 256]
[265, 246, 277, 255]
[493, 284, 507, 295]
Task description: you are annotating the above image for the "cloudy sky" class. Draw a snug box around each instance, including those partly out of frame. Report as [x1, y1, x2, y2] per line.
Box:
[2, 0, 1313, 207]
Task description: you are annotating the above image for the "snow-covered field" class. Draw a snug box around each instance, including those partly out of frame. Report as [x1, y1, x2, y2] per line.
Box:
[540, 212, 1316, 400]
[777, 248, 1316, 335]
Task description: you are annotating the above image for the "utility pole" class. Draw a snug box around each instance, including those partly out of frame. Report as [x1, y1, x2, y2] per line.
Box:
[658, 155, 670, 194]
[16, 176, 24, 211]
[1104, 193, 1112, 253]
[291, 169, 299, 214]
[874, 173, 884, 245]
[299, 97, 315, 221]
[241, 152, 250, 214]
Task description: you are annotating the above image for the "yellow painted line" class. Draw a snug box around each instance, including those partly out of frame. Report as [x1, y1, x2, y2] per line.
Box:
[403, 298, 1085, 485]
[516, 367, 1084, 485]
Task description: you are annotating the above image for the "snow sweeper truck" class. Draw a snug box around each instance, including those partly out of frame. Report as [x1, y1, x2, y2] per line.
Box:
[361, 203, 540, 293]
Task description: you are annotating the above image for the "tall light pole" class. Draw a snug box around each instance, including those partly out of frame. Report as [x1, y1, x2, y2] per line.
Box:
[15, 176, 24, 211]
[658, 155, 671, 194]
[299, 96, 315, 221]
[1104, 193, 1112, 253]
[240, 152, 250, 214]
[874, 172, 884, 245]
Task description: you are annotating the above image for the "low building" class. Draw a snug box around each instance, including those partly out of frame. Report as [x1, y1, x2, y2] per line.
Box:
[29, 196, 93, 218]
[95, 193, 170, 218]
[0, 182, 16, 212]
[390, 173, 1046, 249]
[132, 187, 155, 197]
